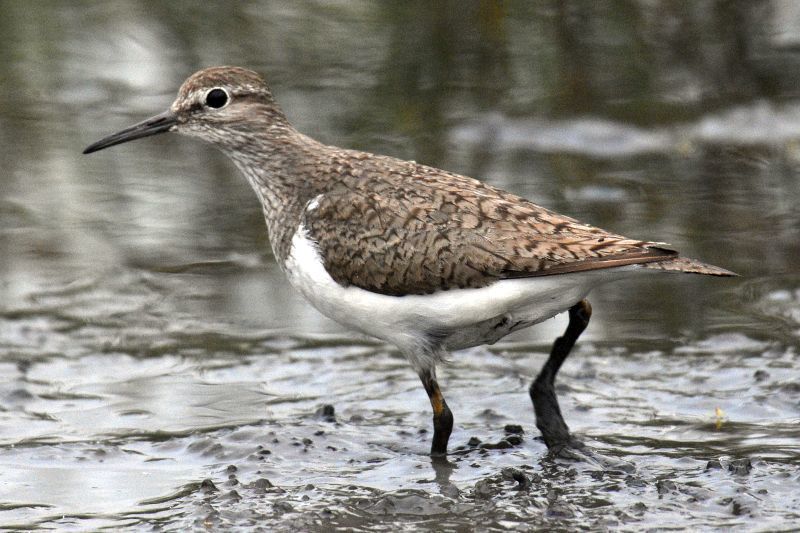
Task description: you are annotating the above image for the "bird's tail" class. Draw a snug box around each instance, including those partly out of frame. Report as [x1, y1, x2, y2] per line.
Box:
[642, 256, 737, 276]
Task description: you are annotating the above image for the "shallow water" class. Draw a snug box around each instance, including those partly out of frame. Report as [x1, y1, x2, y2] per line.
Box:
[1, 1, 799, 530]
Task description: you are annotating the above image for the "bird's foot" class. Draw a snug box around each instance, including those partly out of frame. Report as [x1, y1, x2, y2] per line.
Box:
[546, 436, 585, 460]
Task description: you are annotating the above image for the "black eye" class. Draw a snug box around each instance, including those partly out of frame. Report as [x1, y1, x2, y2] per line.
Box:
[205, 88, 229, 109]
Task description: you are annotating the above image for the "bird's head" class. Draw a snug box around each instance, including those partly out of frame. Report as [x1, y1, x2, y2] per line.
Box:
[83, 66, 287, 154]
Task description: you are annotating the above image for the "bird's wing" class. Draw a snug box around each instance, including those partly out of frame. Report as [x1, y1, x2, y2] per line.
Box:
[301, 159, 730, 296]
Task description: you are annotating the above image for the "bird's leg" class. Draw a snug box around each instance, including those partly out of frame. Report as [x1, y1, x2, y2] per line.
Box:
[419, 367, 454, 456]
[530, 299, 592, 451]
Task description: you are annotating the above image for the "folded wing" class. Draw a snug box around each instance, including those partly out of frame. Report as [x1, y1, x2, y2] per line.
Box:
[302, 161, 734, 296]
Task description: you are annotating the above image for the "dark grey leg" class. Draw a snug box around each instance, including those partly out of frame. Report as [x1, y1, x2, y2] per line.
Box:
[419, 368, 454, 456]
[530, 299, 592, 451]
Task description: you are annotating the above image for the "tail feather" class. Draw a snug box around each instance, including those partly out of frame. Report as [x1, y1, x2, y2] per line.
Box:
[642, 256, 737, 276]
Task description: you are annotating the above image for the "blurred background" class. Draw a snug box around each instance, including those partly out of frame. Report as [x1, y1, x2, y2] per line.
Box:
[0, 1, 798, 530]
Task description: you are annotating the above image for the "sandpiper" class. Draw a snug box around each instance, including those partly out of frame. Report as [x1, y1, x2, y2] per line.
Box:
[84, 67, 735, 456]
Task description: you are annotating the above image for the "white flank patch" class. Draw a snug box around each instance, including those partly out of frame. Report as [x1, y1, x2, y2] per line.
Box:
[305, 194, 322, 212]
[284, 224, 637, 370]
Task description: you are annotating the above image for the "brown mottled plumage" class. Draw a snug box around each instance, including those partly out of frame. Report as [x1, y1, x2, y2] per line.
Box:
[84, 66, 736, 457]
[301, 156, 731, 295]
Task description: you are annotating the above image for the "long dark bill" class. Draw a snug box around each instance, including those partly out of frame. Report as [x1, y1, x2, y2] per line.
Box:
[83, 110, 178, 154]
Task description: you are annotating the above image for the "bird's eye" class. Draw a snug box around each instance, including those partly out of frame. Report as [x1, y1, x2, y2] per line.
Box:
[205, 88, 229, 109]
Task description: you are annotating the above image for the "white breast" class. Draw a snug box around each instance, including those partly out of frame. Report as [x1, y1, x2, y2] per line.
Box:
[283, 225, 637, 370]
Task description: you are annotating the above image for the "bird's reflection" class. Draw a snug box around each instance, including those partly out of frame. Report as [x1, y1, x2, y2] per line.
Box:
[429, 454, 459, 498]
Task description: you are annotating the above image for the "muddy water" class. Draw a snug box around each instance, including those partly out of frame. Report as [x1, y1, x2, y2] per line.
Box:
[1, 1, 799, 530]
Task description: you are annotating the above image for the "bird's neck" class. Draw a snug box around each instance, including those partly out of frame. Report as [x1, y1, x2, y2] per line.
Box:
[223, 126, 327, 264]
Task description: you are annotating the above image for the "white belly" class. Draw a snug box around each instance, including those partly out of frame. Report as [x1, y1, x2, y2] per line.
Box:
[283, 225, 635, 369]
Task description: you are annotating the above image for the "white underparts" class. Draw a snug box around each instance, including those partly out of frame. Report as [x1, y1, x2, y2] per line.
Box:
[284, 224, 638, 373]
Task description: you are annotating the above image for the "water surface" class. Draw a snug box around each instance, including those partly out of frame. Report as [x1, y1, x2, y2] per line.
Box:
[1, 1, 799, 530]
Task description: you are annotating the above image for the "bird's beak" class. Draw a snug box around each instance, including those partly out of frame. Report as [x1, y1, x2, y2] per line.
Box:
[83, 110, 178, 154]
